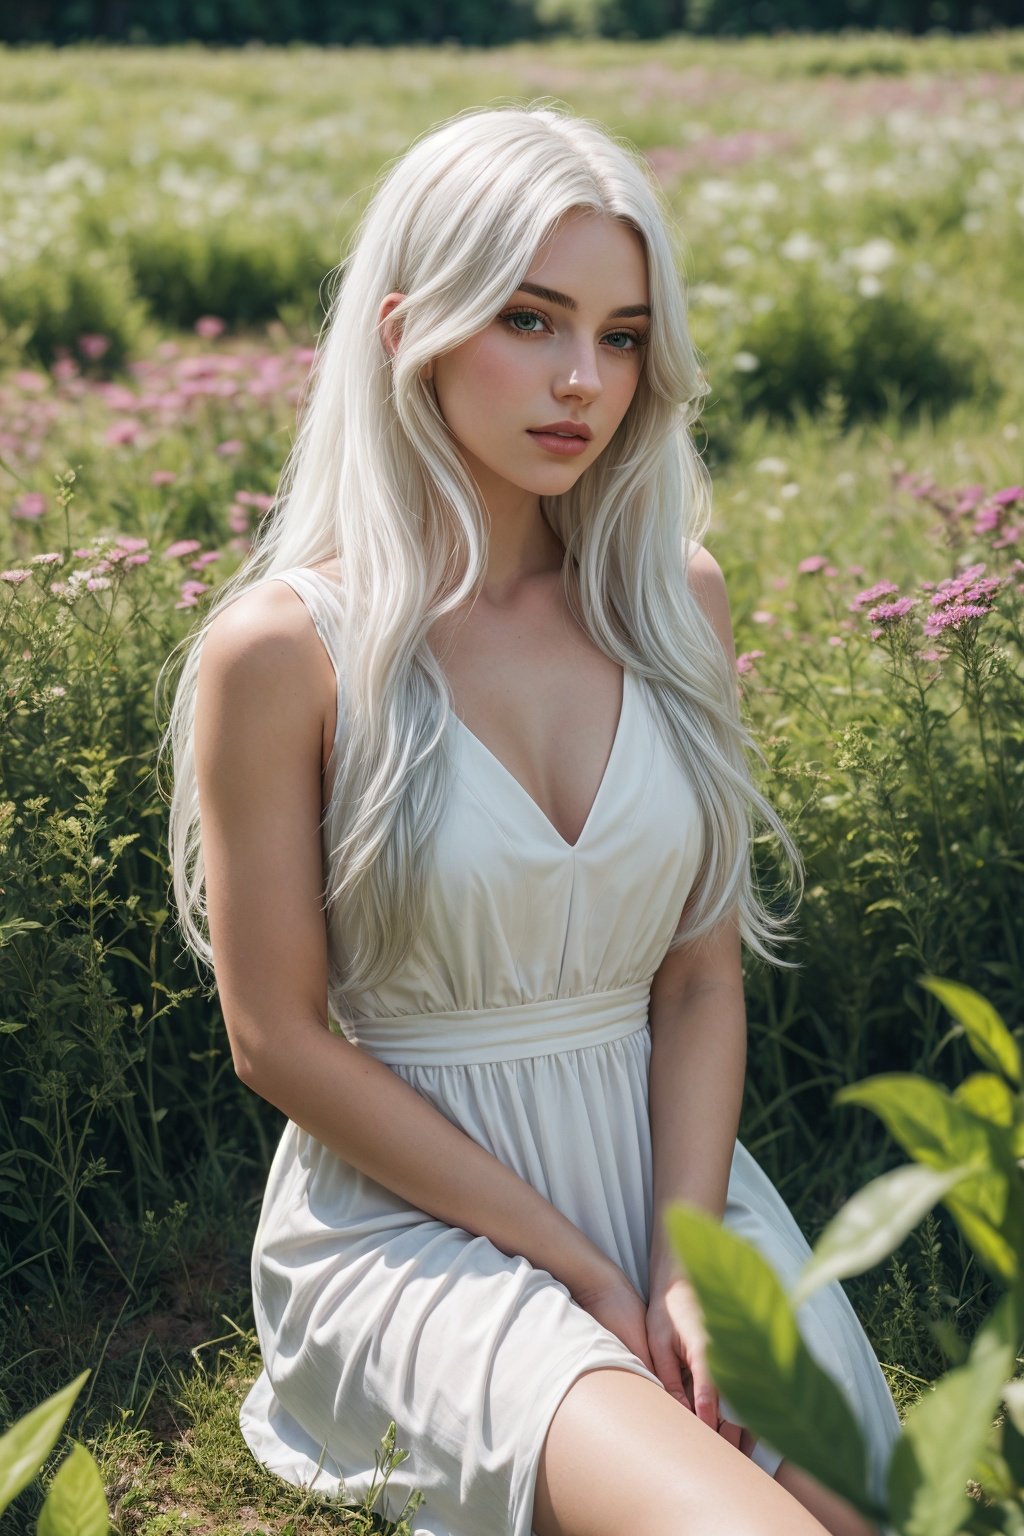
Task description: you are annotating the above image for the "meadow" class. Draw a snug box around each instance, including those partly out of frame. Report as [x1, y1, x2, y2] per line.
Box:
[1, 29, 1022, 1533]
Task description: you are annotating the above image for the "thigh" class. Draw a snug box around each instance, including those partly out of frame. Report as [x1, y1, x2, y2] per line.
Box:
[774, 1460, 882, 1536]
[533, 1367, 834, 1536]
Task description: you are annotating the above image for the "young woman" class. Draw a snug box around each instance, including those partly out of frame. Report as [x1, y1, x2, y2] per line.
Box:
[167, 103, 902, 1536]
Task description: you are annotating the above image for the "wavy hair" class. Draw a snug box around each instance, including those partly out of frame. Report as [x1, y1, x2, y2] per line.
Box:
[159, 100, 805, 1018]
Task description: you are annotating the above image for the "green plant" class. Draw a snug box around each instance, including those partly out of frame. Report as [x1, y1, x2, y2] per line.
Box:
[668, 978, 1024, 1534]
[0, 1369, 110, 1533]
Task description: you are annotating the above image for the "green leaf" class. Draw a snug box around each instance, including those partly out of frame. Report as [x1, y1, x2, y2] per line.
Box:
[835, 1074, 1024, 1283]
[1002, 1378, 1024, 1436]
[887, 1290, 1020, 1536]
[665, 1201, 878, 1518]
[37, 1442, 109, 1536]
[955, 1073, 1016, 1127]
[0, 1371, 89, 1515]
[1001, 1405, 1024, 1490]
[791, 1163, 975, 1308]
[921, 976, 1022, 1087]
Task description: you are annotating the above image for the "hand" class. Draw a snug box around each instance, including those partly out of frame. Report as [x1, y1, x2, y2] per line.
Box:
[571, 1270, 659, 1376]
[645, 1273, 751, 1456]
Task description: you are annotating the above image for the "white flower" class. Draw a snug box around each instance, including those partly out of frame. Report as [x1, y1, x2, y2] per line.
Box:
[858, 274, 884, 298]
[780, 231, 821, 262]
[844, 237, 897, 274]
[732, 351, 760, 372]
[755, 457, 788, 476]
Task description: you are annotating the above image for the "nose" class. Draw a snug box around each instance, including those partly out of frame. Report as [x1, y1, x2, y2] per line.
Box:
[555, 344, 602, 402]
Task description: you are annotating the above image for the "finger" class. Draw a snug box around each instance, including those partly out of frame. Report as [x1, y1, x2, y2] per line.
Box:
[717, 1418, 744, 1451]
[689, 1356, 718, 1431]
[647, 1337, 692, 1410]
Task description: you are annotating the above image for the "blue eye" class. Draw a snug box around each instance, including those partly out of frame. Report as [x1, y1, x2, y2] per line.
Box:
[505, 311, 546, 334]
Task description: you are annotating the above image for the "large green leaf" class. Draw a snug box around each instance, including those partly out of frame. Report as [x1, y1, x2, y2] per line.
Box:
[955, 1074, 1016, 1128]
[835, 1075, 1024, 1283]
[0, 1372, 89, 1515]
[664, 1201, 880, 1519]
[791, 1163, 975, 1308]
[921, 977, 1022, 1087]
[36, 1442, 109, 1536]
[887, 1290, 1021, 1536]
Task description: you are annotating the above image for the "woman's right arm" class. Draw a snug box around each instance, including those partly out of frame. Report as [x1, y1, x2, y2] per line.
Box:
[194, 585, 626, 1306]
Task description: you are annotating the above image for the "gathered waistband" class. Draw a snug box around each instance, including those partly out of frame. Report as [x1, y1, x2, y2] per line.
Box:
[339, 980, 651, 1067]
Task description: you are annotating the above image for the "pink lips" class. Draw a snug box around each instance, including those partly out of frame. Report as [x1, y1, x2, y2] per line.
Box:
[530, 419, 593, 439]
[526, 420, 593, 458]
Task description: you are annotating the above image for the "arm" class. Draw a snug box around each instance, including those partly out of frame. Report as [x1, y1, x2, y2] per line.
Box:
[195, 585, 623, 1304]
[647, 546, 748, 1293]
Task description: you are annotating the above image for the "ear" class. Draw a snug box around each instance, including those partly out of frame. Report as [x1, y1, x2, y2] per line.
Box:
[377, 292, 406, 360]
[378, 291, 433, 382]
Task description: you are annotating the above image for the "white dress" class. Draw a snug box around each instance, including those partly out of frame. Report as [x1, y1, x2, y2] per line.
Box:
[238, 565, 903, 1535]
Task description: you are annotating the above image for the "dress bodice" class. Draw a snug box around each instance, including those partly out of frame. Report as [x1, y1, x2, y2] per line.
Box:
[267, 567, 705, 1052]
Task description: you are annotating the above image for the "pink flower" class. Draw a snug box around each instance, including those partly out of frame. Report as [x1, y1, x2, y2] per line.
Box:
[849, 580, 900, 612]
[955, 484, 988, 514]
[164, 539, 202, 559]
[78, 333, 110, 360]
[151, 470, 178, 486]
[1, 568, 32, 584]
[736, 650, 765, 674]
[992, 485, 1023, 506]
[930, 564, 1005, 610]
[30, 552, 63, 566]
[215, 439, 243, 457]
[13, 370, 48, 391]
[868, 596, 917, 624]
[105, 419, 142, 446]
[195, 316, 226, 338]
[11, 492, 46, 520]
[751, 609, 775, 625]
[797, 555, 829, 574]
[923, 602, 992, 636]
[827, 635, 846, 646]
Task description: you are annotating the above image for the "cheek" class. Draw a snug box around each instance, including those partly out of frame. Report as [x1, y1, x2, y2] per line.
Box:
[436, 336, 533, 436]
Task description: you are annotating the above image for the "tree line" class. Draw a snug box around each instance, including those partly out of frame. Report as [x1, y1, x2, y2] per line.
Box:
[4, 0, 1020, 47]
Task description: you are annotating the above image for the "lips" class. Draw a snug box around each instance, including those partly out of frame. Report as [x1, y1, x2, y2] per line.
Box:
[529, 420, 593, 440]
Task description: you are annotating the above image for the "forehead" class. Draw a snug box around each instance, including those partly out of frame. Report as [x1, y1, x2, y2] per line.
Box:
[525, 211, 649, 300]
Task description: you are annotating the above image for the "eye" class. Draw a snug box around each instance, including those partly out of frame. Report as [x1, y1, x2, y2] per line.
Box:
[499, 307, 550, 336]
[604, 330, 648, 352]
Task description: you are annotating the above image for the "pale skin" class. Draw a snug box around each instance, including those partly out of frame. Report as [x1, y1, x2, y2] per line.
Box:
[196, 208, 880, 1536]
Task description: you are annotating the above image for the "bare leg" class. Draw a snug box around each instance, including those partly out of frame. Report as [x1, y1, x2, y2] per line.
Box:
[775, 1460, 882, 1536]
[532, 1366, 834, 1536]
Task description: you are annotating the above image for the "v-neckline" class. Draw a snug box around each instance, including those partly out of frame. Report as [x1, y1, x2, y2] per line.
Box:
[297, 565, 631, 853]
[451, 667, 631, 854]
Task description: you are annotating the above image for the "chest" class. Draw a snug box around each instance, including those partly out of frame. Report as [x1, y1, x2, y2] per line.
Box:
[426, 605, 627, 852]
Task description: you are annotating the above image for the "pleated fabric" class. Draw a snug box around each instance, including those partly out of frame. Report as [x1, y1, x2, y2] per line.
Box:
[237, 566, 903, 1535]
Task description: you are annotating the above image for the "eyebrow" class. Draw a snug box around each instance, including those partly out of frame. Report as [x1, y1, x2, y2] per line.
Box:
[517, 280, 651, 320]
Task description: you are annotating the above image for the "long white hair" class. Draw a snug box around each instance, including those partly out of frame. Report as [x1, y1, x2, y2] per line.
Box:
[159, 100, 805, 1016]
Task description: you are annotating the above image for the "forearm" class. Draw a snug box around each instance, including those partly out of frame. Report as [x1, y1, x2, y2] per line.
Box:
[647, 982, 747, 1292]
[240, 1020, 622, 1301]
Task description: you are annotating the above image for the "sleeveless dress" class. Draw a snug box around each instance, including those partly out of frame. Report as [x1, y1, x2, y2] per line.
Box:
[238, 565, 903, 1535]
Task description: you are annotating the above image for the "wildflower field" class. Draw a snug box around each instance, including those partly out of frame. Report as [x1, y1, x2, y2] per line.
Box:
[1, 30, 1023, 1534]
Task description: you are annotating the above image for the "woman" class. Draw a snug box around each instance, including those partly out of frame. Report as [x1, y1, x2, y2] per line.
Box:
[167, 103, 902, 1536]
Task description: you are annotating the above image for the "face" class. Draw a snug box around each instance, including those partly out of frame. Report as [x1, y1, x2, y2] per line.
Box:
[382, 209, 651, 512]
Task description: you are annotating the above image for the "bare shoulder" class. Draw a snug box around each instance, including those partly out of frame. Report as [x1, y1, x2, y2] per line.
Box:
[683, 541, 736, 669]
[198, 577, 332, 752]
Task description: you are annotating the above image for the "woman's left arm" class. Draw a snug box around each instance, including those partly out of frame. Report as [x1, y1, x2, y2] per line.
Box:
[643, 547, 751, 1443]
[647, 917, 747, 1293]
